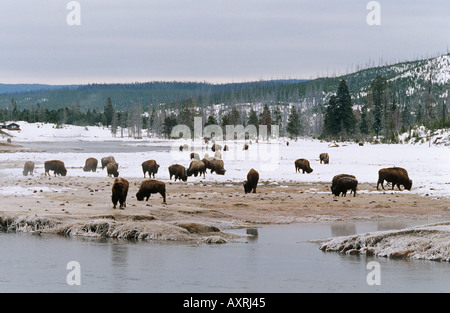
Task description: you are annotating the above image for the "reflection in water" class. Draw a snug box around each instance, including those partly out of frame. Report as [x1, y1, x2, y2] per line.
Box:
[246, 228, 259, 241]
[330, 223, 356, 237]
[0, 220, 447, 293]
[377, 221, 408, 231]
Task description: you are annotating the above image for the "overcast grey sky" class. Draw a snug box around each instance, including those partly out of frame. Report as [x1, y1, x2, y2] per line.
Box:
[0, 0, 448, 84]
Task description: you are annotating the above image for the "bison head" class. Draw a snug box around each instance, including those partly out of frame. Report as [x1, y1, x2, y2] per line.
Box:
[136, 191, 145, 201]
[215, 168, 226, 175]
[61, 168, 67, 176]
[243, 181, 251, 194]
[404, 179, 412, 190]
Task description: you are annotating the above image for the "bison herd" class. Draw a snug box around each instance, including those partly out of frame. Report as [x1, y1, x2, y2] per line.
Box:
[20, 146, 413, 209]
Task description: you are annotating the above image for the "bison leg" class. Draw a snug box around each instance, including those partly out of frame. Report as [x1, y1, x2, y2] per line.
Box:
[112, 197, 118, 209]
[377, 179, 385, 190]
[160, 192, 166, 203]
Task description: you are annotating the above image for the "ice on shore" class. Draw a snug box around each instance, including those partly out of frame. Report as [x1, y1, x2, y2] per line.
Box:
[319, 222, 450, 262]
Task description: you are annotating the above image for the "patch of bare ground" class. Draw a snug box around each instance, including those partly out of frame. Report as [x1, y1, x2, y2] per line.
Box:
[0, 176, 448, 241]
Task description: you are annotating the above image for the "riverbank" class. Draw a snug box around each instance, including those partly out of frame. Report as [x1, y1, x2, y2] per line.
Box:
[1, 176, 448, 243]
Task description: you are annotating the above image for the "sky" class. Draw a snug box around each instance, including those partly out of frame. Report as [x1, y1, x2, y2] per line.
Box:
[0, 0, 448, 85]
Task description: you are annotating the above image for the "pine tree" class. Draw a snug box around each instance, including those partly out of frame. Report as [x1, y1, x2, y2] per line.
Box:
[368, 76, 389, 138]
[272, 105, 282, 130]
[359, 104, 370, 136]
[204, 115, 218, 126]
[259, 104, 272, 133]
[247, 106, 259, 127]
[103, 97, 115, 126]
[230, 106, 241, 125]
[335, 79, 356, 138]
[111, 110, 118, 137]
[286, 106, 301, 138]
[322, 95, 339, 138]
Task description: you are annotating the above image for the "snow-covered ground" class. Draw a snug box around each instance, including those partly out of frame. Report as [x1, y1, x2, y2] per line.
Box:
[319, 221, 450, 262]
[1, 122, 449, 261]
[2, 122, 449, 198]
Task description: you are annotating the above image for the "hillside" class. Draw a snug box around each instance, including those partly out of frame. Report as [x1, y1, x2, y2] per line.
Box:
[1, 54, 448, 113]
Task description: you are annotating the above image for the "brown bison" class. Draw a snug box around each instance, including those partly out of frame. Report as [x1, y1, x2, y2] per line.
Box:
[295, 158, 313, 174]
[331, 174, 357, 197]
[83, 157, 98, 172]
[211, 143, 222, 152]
[106, 163, 119, 177]
[142, 159, 160, 178]
[223, 145, 229, 151]
[319, 153, 329, 164]
[190, 152, 200, 160]
[101, 156, 117, 169]
[136, 179, 166, 203]
[111, 177, 129, 209]
[243, 144, 249, 150]
[23, 161, 35, 176]
[377, 167, 412, 191]
[331, 174, 356, 188]
[44, 160, 67, 176]
[168, 164, 188, 182]
[187, 160, 206, 178]
[244, 168, 259, 193]
[202, 158, 226, 175]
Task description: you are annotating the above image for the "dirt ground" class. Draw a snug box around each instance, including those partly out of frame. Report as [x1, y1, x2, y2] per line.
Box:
[1, 175, 449, 235]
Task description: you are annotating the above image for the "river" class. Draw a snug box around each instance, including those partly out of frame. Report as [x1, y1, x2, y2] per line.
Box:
[1, 220, 448, 293]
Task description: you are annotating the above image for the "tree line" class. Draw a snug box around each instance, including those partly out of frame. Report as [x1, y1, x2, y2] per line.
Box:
[321, 76, 449, 143]
[2, 76, 448, 142]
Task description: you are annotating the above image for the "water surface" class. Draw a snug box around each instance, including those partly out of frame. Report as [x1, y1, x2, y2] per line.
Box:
[0, 220, 448, 293]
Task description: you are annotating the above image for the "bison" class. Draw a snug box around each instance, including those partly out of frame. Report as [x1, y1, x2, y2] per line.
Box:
[202, 157, 226, 175]
[223, 145, 229, 151]
[101, 156, 117, 169]
[142, 159, 160, 178]
[168, 164, 188, 182]
[136, 179, 166, 203]
[319, 153, 329, 164]
[111, 177, 129, 209]
[83, 157, 98, 172]
[244, 168, 259, 194]
[331, 174, 356, 189]
[243, 144, 249, 150]
[187, 160, 206, 178]
[211, 143, 222, 152]
[377, 167, 412, 191]
[190, 152, 200, 160]
[106, 162, 119, 177]
[44, 160, 67, 176]
[295, 158, 313, 174]
[23, 161, 35, 176]
[331, 176, 358, 197]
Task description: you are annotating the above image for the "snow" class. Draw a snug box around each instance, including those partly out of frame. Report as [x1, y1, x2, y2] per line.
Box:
[319, 222, 450, 262]
[1, 121, 449, 260]
[2, 121, 450, 198]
